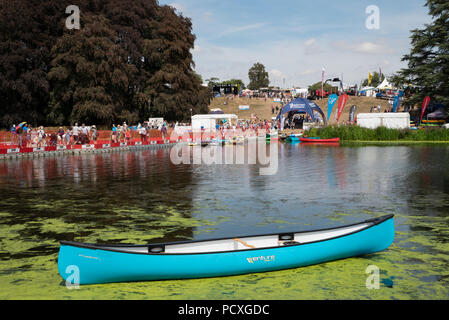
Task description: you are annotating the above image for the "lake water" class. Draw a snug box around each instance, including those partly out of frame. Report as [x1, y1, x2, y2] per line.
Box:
[0, 142, 448, 299]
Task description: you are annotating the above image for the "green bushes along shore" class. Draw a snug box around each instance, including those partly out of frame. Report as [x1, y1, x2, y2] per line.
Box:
[306, 125, 449, 142]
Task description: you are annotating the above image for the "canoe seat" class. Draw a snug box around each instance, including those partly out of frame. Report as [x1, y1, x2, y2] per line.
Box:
[281, 241, 300, 246]
[148, 246, 165, 253]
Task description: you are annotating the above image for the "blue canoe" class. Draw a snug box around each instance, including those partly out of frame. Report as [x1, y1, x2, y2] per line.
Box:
[286, 134, 302, 142]
[58, 215, 394, 285]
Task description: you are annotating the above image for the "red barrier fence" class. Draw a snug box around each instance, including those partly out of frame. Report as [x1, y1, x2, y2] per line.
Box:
[0, 128, 268, 155]
[0, 137, 183, 155]
[0, 129, 172, 148]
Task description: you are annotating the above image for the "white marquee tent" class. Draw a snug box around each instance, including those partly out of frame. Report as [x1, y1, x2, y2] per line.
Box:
[191, 114, 238, 131]
[377, 78, 396, 90]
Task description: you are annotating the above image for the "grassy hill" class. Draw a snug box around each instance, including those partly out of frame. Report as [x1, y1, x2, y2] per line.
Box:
[209, 96, 395, 124]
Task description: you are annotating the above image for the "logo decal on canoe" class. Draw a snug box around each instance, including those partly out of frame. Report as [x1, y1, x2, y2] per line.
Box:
[78, 254, 101, 261]
[246, 255, 275, 264]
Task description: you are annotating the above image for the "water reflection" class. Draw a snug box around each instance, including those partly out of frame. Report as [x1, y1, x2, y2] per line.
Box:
[0, 143, 449, 299]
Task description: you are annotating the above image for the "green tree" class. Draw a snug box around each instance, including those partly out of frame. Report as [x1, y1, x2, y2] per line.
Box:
[205, 77, 220, 88]
[308, 82, 334, 92]
[248, 63, 269, 90]
[362, 72, 385, 88]
[220, 79, 246, 91]
[392, 0, 449, 108]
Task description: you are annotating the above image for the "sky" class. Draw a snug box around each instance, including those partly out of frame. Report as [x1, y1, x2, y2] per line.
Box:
[159, 0, 431, 88]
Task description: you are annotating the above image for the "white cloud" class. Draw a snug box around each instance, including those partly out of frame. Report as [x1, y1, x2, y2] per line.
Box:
[303, 38, 323, 55]
[217, 23, 268, 38]
[304, 39, 316, 47]
[335, 40, 394, 55]
[169, 3, 184, 14]
[192, 37, 408, 88]
[269, 69, 286, 81]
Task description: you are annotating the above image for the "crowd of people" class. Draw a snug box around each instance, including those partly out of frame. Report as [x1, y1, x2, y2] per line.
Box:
[9, 123, 99, 148]
[212, 118, 279, 135]
[8, 121, 172, 148]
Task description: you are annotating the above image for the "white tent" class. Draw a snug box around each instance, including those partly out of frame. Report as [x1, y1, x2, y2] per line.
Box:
[358, 113, 410, 129]
[377, 78, 396, 90]
[191, 114, 238, 130]
[294, 88, 309, 98]
[361, 86, 377, 97]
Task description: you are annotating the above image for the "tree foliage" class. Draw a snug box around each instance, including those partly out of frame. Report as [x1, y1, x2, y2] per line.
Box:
[0, 0, 211, 127]
[220, 79, 246, 91]
[308, 82, 334, 92]
[248, 62, 269, 90]
[392, 0, 449, 108]
[362, 72, 385, 88]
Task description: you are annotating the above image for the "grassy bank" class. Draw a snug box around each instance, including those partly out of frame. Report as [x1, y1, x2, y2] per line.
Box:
[305, 125, 449, 142]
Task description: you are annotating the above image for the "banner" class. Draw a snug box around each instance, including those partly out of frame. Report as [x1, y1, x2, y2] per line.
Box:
[420, 96, 431, 123]
[349, 105, 357, 122]
[327, 94, 338, 122]
[392, 96, 400, 112]
[321, 68, 325, 98]
[368, 73, 373, 86]
[336, 94, 349, 122]
[389, 91, 403, 112]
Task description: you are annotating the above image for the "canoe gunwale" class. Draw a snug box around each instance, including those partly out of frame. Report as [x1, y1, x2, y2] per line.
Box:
[60, 214, 394, 256]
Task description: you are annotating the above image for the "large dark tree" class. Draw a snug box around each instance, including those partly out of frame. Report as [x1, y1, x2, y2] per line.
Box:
[0, 0, 67, 127]
[392, 0, 449, 108]
[248, 62, 269, 90]
[142, 4, 210, 120]
[0, 0, 210, 127]
[47, 14, 138, 125]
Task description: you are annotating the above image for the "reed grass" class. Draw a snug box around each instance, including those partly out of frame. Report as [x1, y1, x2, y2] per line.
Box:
[306, 125, 449, 142]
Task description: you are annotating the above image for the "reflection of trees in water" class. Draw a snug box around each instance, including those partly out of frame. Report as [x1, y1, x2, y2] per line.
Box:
[402, 146, 449, 218]
[0, 149, 197, 244]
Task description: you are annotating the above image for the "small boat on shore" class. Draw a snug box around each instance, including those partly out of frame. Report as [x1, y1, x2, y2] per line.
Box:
[266, 131, 279, 141]
[58, 215, 394, 285]
[299, 137, 340, 143]
[231, 136, 244, 144]
[286, 134, 302, 142]
[208, 140, 220, 146]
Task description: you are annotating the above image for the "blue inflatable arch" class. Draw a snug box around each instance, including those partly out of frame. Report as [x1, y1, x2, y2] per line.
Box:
[276, 98, 326, 124]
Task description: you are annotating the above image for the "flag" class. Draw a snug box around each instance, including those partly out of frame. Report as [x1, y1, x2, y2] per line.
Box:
[392, 95, 400, 112]
[379, 67, 382, 81]
[336, 94, 349, 122]
[321, 68, 325, 98]
[420, 96, 431, 123]
[368, 73, 373, 86]
[327, 94, 338, 122]
[349, 105, 357, 123]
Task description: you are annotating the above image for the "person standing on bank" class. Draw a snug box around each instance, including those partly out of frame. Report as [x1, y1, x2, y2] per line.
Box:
[91, 125, 98, 143]
[72, 123, 79, 145]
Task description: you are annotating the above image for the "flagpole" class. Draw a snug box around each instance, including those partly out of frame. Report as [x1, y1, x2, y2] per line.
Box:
[321, 68, 325, 100]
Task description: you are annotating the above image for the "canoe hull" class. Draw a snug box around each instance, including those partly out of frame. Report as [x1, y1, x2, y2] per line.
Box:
[300, 138, 340, 143]
[58, 216, 394, 285]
